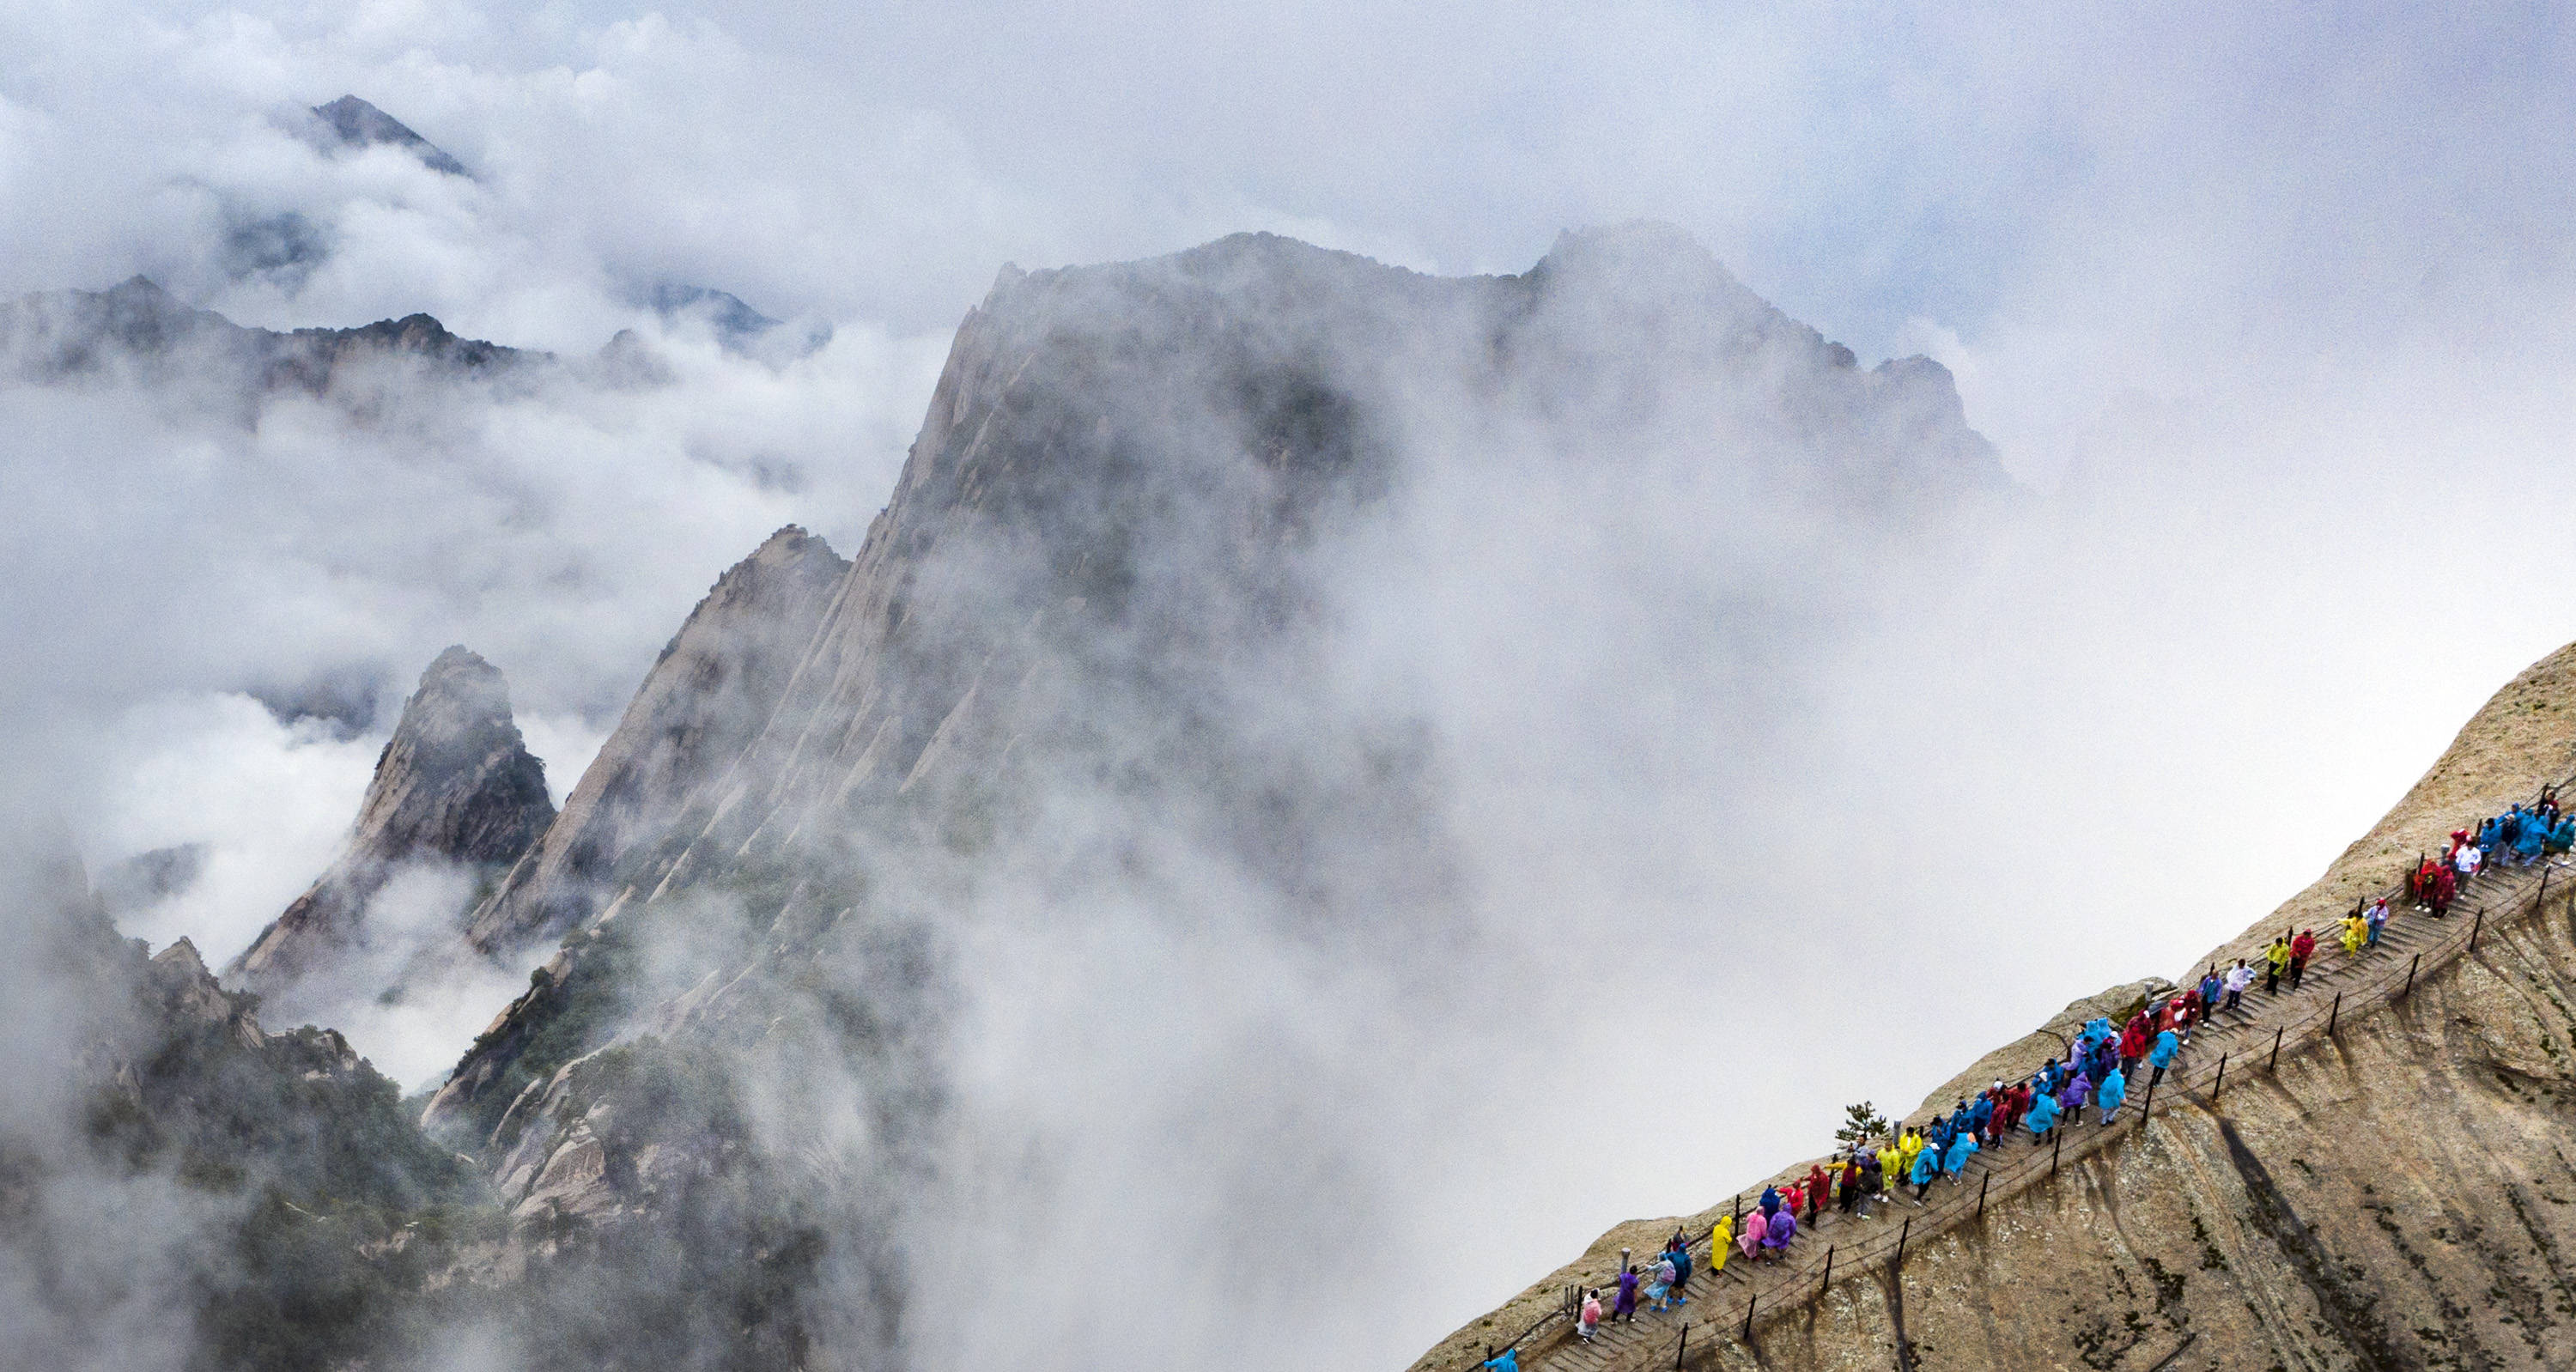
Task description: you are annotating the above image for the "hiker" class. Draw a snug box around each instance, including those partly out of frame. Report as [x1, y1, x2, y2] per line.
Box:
[1875, 1139, 1901, 1200]
[1783, 1181, 1806, 1225]
[2220, 959, 2251, 1011]
[2340, 911, 2366, 956]
[1759, 1186, 1780, 1219]
[2265, 935, 2292, 993]
[2197, 967, 2224, 1013]
[1667, 1240, 1692, 1307]
[1857, 1150, 1883, 1216]
[2118, 1015, 2150, 1072]
[1838, 1155, 1862, 1215]
[2094, 1064, 2128, 1125]
[1738, 1208, 1766, 1262]
[1910, 1137, 1939, 1200]
[2518, 814, 2550, 865]
[1710, 1214, 1734, 1275]
[2148, 1027, 2180, 1087]
[2457, 840, 2482, 882]
[1806, 1163, 1830, 1224]
[1615, 1266, 1639, 1322]
[1942, 1127, 1979, 1181]
[2289, 929, 2317, 989]
[2431, 859, 2458, 914]
[2176, 988, 2202, 1044]
[2062, 1069, 2092, 1125]
[1579, 1290, 1603, 1342]
[2365, 899, 2389, 948]
[2024, 1083, 2060, 1139]
[1484, 1349, 1519, 1372]
[1764, 1206, 1797, 1255]
[1643, 1254, 1674, 1313]
[2551, 815, 2576, 856]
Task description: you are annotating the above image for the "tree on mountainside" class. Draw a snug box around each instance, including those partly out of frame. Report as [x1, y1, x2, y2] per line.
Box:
[1835, 1102, 1891, 1149]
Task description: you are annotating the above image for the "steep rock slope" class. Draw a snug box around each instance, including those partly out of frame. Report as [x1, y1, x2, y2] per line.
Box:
[456, 525, 850, 958]
[229, 646, 553, 992]
[1413, 640, 2576, 1372]
[404, 227, 2005, 1366]
[0, 845, 483, 1372]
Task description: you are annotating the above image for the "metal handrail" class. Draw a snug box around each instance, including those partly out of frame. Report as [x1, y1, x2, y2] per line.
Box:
[1479, 779, 2572, 1372]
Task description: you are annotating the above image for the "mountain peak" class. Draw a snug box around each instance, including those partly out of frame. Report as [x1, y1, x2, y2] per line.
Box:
[310, 95, 469, 178]
[228, 647, 554, 991]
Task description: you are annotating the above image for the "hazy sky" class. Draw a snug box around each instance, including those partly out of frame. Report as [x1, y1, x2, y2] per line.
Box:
[8, 3, 2576, 1365]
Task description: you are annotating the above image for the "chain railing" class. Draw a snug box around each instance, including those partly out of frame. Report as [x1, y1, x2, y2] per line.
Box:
[1471, 779, 2573, 1372]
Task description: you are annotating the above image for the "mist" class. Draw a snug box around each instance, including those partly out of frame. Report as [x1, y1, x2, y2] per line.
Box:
[7, 4, 2576, 1371]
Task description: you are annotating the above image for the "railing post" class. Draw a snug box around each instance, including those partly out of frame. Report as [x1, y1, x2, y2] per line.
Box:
[2328, 991, 2341, 1035]
[1821, 1245, 1835, 1290]
[2404, 952, 2420, 997]
[1675, 1321, 1688, 1369]
[2472, 907, 2484, 951]
[2269, 1025, 2284, 1071]
[1893, 1216, 1911, 1269]
[1742, 1291, 1756, 1341]
[1976, 1174, 1990, 1219]
[2050, 1126, 2063, 1176]
[2140, 1070, 2156, 1132]
[2213, 1052, 2227, 1101]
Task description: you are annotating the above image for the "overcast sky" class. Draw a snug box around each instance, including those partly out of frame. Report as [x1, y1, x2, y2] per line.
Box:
[9, 3, 2576, 1362]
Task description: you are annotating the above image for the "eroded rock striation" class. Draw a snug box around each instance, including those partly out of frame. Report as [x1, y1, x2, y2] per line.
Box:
[392, 226, 2005, 1366]
[229, 646, 553, 993]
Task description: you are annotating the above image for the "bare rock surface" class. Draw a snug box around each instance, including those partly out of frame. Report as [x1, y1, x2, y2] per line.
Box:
[1409, 639, 2576, 1372]
[456, 525, 849, 959]
[229, 646, 553, 992]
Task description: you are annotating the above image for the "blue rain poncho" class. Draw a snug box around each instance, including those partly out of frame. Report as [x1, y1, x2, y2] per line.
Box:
[1942, 1132, 1978, 1175]
[2024, 1090, 2060, 1135]
[1910, 1146, 1940, 1186]
[2094, 1066, 2127, 1114]
[2149, 1029, 2179, 1070]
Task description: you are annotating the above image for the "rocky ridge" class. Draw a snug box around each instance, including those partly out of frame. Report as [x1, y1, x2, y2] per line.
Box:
[1412, 638, 2576, 1372]
[229, 646, 554, 993]
[0, 275, 533, 403]
[2, 843, 481, 1371]
[378, 226, 2005, 1366]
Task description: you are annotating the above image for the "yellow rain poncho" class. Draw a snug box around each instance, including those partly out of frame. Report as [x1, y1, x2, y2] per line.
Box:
[1710, 1214, 1734, 1272]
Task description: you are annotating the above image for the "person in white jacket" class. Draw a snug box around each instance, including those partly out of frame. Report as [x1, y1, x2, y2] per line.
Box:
[2221, 960, 2255, 1011]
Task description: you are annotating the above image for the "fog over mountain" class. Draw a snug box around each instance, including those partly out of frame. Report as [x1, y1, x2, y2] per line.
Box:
[7, 6, 2576, 1371]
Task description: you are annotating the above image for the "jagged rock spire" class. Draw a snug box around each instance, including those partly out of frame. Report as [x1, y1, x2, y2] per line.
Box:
[228, 647, 554, 989]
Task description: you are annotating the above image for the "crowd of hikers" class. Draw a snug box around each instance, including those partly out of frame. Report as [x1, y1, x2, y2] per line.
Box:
[1516, 786, 2570, 1364]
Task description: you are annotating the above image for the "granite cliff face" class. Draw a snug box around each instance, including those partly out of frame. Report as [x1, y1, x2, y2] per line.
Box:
[457, 526, 850, 959]
[230, 646, 554, 993]
[390, 227, 2004, 1365]
[1413, 640, 2576, 1372]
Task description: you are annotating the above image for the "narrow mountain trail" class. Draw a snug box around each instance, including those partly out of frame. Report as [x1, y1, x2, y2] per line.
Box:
[1475, 840, 2566, 1372]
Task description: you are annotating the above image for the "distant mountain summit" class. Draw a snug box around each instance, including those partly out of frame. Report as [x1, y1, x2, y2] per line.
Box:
[0, 275, 534, 404]
[310, 95, 469, 177]
[229, 647, 554, 993]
